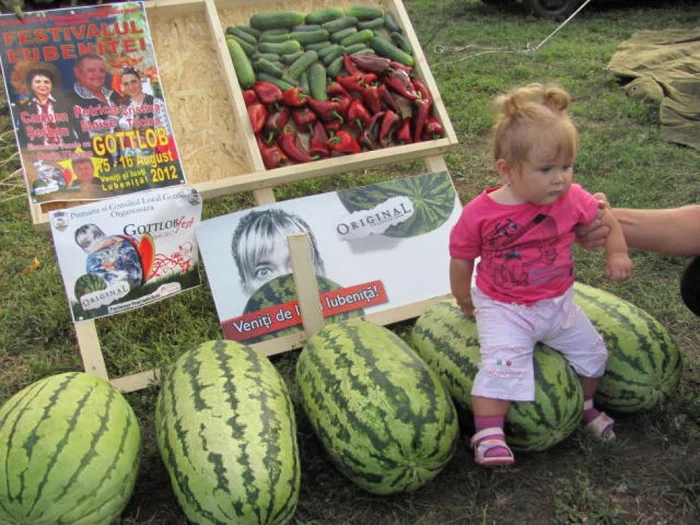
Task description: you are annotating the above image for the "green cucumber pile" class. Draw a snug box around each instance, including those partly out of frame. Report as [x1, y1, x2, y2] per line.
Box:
[226, 6, 412, 90]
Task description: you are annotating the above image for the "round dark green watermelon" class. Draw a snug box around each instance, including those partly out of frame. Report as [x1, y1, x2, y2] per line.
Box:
[336, 171, 457, 238]
[74, 273, 107, 299]
[243, 274, 365, 344]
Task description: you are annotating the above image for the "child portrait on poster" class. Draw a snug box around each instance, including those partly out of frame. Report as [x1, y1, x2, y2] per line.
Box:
[231, 208, 326, 296]
[449, 83, 633, 466]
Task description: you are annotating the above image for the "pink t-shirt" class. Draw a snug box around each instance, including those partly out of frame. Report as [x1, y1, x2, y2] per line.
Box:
[449, 184, 599, 305]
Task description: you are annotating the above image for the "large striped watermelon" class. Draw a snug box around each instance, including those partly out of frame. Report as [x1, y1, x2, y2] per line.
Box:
[155, 340, 300, 525]
[573, 283, 682, 412]
[296, 321, 459, 495]
[243, 274, 364, 343]
[410, 300, 583, 452]
[336, 171, 458, 238]
[0, 372, 141, 525]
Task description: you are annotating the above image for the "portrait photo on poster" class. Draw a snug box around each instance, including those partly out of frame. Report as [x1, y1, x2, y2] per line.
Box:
[196, 171, 462, 343]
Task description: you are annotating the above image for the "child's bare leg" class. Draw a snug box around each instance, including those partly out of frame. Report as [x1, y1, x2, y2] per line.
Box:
[471, 396, 514, 465]
[578, 375, 615, 440]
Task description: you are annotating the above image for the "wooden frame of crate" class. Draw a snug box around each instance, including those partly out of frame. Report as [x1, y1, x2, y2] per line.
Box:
[35, 0, 459, 393]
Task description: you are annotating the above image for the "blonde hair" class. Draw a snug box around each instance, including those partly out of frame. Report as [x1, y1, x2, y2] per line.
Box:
[491, 83, 579, 166]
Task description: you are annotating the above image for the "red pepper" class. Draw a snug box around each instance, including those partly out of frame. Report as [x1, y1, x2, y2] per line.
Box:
[385, 69, 418, 101]
[337, 72, 378, 94]
[389, 60, 413, 74]
[329, 130, 362, 155]
[411, 77, 432, 103]
[264, 105, 290, 137]
[307, 98, 344, 124]
[342, 53, 359, 75]
[358, 111, 384, 150]
[350, 54, 393, 75]
[309, 121, 330, 159]
[347, 98, 372, 129]
[253, 80, 282, 105]
[362, 84, 382, 115]
[412, 97, 431, 143]
[247, 103, 267, 134]
[379, 110, 401, 148]
[422, 115, 445, 140]
[278, 126, 314, 164]
[323, 119, 343, 133]
[397, 117, 412, 145]
[291, 106, 317, 131]
[281, 86, 307, 107]
[243, 89, 259, 106]
[327, 81, 352, 118]
[256, 135, 287, 169]
[378, 83, 402, 117]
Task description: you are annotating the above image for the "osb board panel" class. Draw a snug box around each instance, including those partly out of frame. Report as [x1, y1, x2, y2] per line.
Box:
[147, 9, 250, 185]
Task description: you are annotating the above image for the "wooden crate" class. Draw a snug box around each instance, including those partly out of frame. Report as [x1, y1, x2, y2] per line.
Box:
[29, 0, 458, 228]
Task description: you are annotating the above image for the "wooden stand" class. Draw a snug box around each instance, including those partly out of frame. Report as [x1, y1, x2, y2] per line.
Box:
[36, 0, 458, 392]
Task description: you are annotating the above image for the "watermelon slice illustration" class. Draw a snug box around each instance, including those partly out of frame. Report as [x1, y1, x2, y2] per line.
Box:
[138, 233, 156, 281]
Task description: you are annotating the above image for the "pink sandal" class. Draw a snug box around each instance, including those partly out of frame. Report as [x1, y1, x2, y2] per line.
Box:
[470, 427, 515, 466]
[584, 412, 616, 441]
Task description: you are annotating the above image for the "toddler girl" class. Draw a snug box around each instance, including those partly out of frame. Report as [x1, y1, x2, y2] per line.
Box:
[449, 83, 633, 466]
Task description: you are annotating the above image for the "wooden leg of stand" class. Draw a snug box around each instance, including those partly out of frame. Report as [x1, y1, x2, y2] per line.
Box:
[74, 320, 109, 380]
[423, 155, 448, 173]
[288, 233, 325, 338]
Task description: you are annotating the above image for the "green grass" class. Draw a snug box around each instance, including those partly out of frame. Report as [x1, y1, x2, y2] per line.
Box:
[2, 0, 700, 523]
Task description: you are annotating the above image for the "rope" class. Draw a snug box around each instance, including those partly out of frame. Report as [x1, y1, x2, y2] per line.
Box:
[432, 0, 594, 66]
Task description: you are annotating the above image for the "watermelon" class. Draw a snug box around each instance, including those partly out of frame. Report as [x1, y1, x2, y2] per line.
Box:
[155, 340, 300, 525]
[573, 282, 682, 412]
[296, 320, 459, 495]
[336, 171, 458, 238]
[243, 273, 364, 343]
[74, 273, 107, 299]
[0, 372, 141, 525]
[410, 300, 584, 452]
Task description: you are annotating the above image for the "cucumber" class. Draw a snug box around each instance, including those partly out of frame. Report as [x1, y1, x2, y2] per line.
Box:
[250, 11, 305, 31]
[344, 43, 367, 55]
[368, 36, 414, 66]
[260, 32, 291, 43]
[322, 16, 358, 33]
[340, 28, 374, 47]
[225, 26, 257, 45]
[259, 40, 302, 55]
[318, 43, 343, 59]
[308, 62, 328, 101]
[233, 25, 262, 39]
[290, 29, 330, 45]
[257, 72, 298, 91]
[305, 41, 333, 52]
[327, 56, 344, 78]
[226, 35, 255, 57]
[253, 58, 286, 78]
[226, 38, 255, 89]
[345, 5, 384, 21]
[321, 45, 345, 67]
[287, 50, 319, 80]
[253, 52, 282, 62]
[351, 48, 375, 56]
[358, 17, 385, 30]
[384, 12, 401, 33]
[299, 71, 310, 93]
[305, 7, 344, 26]
[281, 50, 304, 65]
[331, 27, 357, 43]
[292, 24, 322, 32]
[391, 32, 412, 54]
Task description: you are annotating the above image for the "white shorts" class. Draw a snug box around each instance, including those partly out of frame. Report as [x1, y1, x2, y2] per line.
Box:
[471, 285, 607, 402]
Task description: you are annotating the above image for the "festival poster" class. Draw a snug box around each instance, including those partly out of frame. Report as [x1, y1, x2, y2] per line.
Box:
[49, 186, 202, 322]
[0, 1, 186, 205]
[196, 171, 461, 344]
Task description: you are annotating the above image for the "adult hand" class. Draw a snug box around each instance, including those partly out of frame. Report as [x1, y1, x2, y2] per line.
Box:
[576, 193, 611, 250]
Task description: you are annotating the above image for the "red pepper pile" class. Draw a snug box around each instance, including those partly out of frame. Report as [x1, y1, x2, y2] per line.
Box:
[243, 53, 446, 169]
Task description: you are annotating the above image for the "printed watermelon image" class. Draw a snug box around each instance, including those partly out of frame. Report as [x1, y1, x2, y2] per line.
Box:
[0, 372, 141, 525]
[74, 273, 107, 300]
[336, 171, 457, 238]
[137, 232, 156, 281]
[155, 340, 300, 525]
[296, 321, 459, 495]
[573, 282, 682, 413]
[411, 300, 584, 452]
[242, 273, 364, 343]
